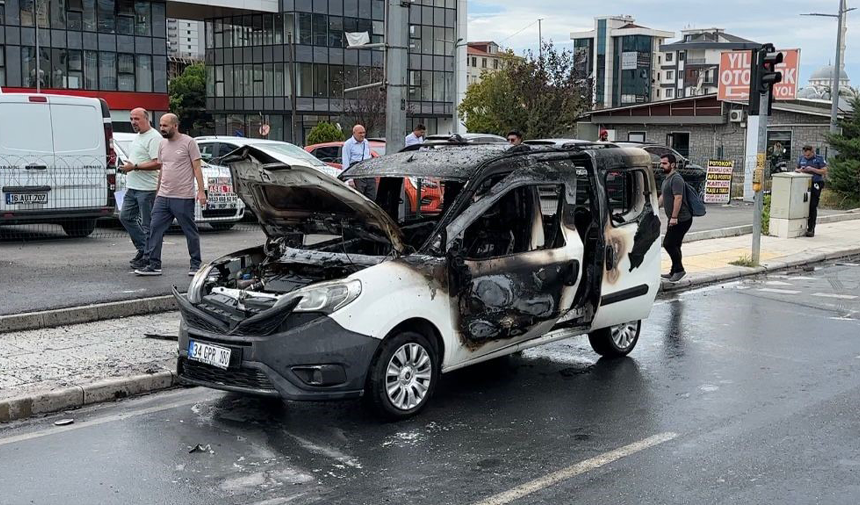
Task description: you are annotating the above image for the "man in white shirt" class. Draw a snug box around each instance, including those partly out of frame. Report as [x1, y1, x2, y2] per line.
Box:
[342, 124, 375, 199]
[405, 124, 426, 147]
[120, 108, 162, 269]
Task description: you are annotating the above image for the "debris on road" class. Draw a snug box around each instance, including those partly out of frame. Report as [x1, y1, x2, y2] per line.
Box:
[54, 419, 74, 426]
[189, 444, 214, 454]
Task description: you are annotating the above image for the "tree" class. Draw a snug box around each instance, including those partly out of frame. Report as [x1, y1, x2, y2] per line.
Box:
[825, 95, 860, 202]
[341, 67, 388, 137]
[169, 63, 212, 136]
[458, 42, 592, 139]
[307, 121, 345, 144]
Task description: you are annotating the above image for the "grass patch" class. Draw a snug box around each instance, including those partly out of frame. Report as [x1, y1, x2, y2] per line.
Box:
[820, 188, 860, 211]
[730, 255, 758, 268]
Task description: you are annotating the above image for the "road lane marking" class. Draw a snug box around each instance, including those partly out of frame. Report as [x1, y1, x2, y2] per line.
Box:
[0, 392, 212, 447]
[812, 293, 858, 300]
[765, 281, 794, 286]
[757, 288, 802, 295]
[472, 432, 678, 505]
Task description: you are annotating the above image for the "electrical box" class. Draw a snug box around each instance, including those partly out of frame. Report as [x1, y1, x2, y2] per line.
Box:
[769, 172, 812, 238]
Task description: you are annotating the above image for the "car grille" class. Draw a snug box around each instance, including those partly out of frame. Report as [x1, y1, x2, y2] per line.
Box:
[179, 358, 277, 392]
[202, 208, 239, 218]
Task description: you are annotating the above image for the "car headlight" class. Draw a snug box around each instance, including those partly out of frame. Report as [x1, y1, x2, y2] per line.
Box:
[275, 279, 362, 314]
[188, 263, 215, 304]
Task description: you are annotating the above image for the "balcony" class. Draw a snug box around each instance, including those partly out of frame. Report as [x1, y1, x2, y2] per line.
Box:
[685, 58, 709, 66]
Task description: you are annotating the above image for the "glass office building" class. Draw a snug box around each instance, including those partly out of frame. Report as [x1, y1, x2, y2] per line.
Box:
[0, 0, 170, 122]
[204, 0, 459, 143]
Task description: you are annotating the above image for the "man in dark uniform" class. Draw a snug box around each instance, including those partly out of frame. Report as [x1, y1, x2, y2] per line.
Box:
[796, 145, 828, 237]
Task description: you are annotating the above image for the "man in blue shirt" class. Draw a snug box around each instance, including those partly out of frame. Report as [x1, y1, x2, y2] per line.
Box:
[796, 145, 828, 237]
[342, 124, 375, 199]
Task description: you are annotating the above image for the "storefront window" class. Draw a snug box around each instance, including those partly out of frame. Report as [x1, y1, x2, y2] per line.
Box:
[99, 51, 116, 90]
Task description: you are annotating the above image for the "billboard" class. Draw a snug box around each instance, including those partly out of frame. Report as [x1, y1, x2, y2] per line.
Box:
[717, 49, 800, 101]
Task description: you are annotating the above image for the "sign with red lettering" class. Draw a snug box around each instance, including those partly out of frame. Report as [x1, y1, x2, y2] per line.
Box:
[717, 49, 800, 101]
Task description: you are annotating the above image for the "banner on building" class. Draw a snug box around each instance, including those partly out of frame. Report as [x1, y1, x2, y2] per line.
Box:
[717, 49, 800, 101]
[704, 160, 734, 204]
[621, 52, 638, 70]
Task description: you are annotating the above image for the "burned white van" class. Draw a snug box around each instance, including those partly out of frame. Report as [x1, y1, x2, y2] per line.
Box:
[175, 143, 662, 419]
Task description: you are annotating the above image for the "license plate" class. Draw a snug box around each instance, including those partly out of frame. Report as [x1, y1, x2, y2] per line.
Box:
[6, 193, 48, 205]
[187, 340, 231, 369]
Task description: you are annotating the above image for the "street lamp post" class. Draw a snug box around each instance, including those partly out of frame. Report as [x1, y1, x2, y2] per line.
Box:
[801, 1, 856, 134]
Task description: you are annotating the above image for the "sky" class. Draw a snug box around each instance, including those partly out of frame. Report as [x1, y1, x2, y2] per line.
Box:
[466, 0, 859, 87]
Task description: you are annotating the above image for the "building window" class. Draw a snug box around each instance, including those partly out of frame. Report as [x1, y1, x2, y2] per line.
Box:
[665, 52, 673, 63]
[99, 52, 117, 90]
[666, 88, 674, 98]
[117, 0, 135, 35]
[679, 52, 685, 61]
[471, 56, 476, 67]
[657, 72, 661, 80]
[0, 47, 5, 88]
[136, 54, 152, 92]
[481, 58, 487, 68]
[628, 132, 646, 142]
[666, 70, 674, 81]
[656, 89, 660, 98]
[493, 59, 499, 70]
[117, 53, 135, 91]
[84, 50, 98, 89]
[666, 132, 690, 157]
[658, 55, 661, 64]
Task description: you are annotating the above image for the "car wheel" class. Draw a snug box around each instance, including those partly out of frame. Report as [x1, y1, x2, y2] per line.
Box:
[62, 219, 97, 238]
[588, 320, 641, 358]
[210, 222, 236, 231]
[366, 331, 438, 420]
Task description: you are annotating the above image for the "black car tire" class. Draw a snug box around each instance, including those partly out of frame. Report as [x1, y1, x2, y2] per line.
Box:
[588, 320, 641, 358]
[366, 331, 439, 420]
[62, 219, 97, 238]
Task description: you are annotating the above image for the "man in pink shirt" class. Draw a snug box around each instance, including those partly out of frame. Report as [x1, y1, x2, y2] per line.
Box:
[135, 113, 207, 277]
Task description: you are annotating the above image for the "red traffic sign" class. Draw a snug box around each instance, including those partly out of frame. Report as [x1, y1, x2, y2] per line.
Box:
[718, 49, 800, 101]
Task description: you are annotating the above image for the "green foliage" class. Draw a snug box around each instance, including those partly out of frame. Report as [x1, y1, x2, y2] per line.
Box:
[306, 122, 345, 145]
[762, 194, 771, 235]
[730, 255, 757, 268]
[825, 95, 860, 199]
[458, 42, 592, 139]
[169, 63, 212, 136]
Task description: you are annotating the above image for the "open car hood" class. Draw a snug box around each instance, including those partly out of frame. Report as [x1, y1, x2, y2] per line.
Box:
[224, 145, 405, 254]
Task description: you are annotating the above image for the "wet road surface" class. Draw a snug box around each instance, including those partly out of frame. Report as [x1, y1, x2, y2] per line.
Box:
[1, 261, 859, 505]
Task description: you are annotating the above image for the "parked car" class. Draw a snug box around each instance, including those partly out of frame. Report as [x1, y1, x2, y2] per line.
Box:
[423, 133, 508, 144]
[175, 143, 662, 419]
[0, 93, 116, 237]
[195, 136, 339, 178]
[612, 142, 707, 196]
[112, 132, 245, 231]
[305, 140, 441, 214]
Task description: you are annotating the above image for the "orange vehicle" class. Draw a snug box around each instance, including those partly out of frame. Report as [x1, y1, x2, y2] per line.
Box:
[305, 141, 443, 214]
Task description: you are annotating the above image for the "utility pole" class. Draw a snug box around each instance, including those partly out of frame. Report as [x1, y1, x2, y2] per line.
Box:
[35, 0, 41, 92]
[383, 0, 409, 153]
[538, 18, 543, 60]
[830, 0, 847, 134]
[800, 2, 856, 135]
[750, 44, 783, 265]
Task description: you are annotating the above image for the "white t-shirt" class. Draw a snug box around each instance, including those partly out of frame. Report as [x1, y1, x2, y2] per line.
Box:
[125, 128, 162, 191]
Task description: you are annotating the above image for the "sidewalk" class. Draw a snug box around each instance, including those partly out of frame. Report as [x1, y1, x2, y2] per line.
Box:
[3, 220, 860, 422]
[661, 219, 860, 292]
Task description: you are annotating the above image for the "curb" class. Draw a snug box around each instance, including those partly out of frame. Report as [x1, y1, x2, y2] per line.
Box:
[660, 247, 860, 294]
[0, 371, 178, 423]
[0, 295, 176, 334]
[684, 210, 860, 244]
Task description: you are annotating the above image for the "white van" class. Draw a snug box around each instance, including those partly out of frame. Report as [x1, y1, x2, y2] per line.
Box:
[0, 93, 115, 237]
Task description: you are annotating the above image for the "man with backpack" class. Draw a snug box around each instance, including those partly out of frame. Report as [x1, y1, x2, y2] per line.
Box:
[659, 153, 694, 282]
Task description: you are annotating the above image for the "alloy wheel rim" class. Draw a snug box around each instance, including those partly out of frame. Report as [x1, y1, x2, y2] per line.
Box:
[385, 343, 433, 411]
[610, 322, 639, 350]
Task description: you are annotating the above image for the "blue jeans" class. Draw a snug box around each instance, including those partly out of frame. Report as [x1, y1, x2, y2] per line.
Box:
[144, 196, 201, 270]
[119, 188, 156, 253]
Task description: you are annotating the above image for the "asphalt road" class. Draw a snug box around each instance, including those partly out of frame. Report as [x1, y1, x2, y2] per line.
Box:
[1, 261, 859, 505]
[0, 222, 266, 315]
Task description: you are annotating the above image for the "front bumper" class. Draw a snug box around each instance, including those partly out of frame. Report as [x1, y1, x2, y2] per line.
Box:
[175, 297, 380, 401]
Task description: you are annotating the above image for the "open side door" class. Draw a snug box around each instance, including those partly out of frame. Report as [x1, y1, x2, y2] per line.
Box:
[443, 159, 585, 362]
[590, 165, 662, 331]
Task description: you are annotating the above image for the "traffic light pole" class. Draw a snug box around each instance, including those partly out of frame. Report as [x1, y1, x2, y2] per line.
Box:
[751, 90, 770, 265]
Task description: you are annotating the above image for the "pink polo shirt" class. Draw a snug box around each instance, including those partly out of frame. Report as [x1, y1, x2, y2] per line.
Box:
[157, 134, 201, 199]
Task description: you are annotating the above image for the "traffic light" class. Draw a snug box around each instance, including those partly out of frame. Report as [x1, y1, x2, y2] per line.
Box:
[756, 44, 783, 94]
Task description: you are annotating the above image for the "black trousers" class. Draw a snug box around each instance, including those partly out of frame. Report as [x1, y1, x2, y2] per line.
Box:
[663, 218, 693, 274]
[808, 181, 824, 233]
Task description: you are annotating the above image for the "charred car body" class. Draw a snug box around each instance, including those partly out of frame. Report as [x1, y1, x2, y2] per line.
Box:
[175, 143, 662, 418]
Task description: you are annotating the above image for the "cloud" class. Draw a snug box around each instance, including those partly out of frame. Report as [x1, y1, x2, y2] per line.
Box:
[466, 0, 859, 87]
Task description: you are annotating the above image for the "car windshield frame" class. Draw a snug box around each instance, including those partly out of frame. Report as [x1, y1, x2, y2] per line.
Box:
[248, 141, 329, 168]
